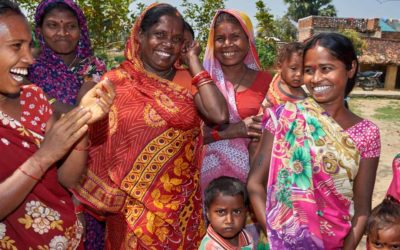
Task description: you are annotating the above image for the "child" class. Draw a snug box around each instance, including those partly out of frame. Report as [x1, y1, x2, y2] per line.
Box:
[260, 42, 307, 112]
[366, 197, 400, 249]
[199, 176, 254, 250]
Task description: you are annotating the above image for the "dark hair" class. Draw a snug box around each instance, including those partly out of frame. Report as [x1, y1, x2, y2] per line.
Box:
[366, 197, 400, 240]
[38, 2, 77, 27]
[278, 42, 304, 65]
[204, 176, 249, 210]
[140, 4, 184, 33]
[0, 0, 23, 16]
[304, 32, 359, 97]
[214, 12, 241, 28]
[183, 20, 194, 39]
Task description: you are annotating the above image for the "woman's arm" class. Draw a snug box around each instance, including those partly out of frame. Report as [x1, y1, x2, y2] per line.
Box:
[0, 107, 92, 220]
[186, 42, 228, 124]
[343, 157, 379, 249]
[247, 130, 274, 232]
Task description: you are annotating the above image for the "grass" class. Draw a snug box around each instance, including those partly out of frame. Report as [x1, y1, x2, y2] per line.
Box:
[372, 104, 400, 121]
[349, 98, 400, 122]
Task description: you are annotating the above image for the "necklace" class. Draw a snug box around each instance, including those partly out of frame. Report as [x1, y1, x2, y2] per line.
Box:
[234, 67, 248, 92]
[158, 67, 175, 79]
[67, 55, 78, 69]
[277, 80, 306, 100]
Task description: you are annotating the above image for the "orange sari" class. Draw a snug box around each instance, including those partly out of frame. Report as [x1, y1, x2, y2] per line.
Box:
[72, 4, 204, 249]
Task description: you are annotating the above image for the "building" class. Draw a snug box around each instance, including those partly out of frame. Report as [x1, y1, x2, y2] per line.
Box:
[298, 16, 400, 90]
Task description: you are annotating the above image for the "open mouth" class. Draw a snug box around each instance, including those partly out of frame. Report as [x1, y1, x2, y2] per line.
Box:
[155, 51, 171, 59]
[313, 85, 331, 94]
[10, 68, 28, 83]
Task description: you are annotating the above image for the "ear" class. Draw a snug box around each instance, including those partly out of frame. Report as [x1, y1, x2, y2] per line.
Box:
[347, 60, 357, 79]
[206, 209, 210, 222]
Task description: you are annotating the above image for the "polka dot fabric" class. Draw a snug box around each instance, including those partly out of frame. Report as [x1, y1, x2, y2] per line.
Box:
[20, 85, 53, 135]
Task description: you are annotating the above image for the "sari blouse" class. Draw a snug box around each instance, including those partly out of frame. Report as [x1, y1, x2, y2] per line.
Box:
[0, 85, 82, 249]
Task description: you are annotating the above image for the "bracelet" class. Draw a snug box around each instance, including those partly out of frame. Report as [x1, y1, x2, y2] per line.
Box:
[74, 140, 92, 151]
[192, 70, 211, 86]
[74, 204, 85, 214]
[48, 98, 56, 105]
[18, 167, 40, 181]
[196, 79, 214, 89]
[211, 129, 222, 141]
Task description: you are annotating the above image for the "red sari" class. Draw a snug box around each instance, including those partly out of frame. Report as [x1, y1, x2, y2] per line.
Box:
[72, 4, 204, 249]
[0, 85, 82, 249]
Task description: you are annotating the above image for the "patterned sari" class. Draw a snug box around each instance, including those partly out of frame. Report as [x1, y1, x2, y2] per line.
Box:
[387, 153, 400, 202]
[201, 9, 262, 190]
[265, 98, 361, 249]
[72, 4, 204, 249]
[28, 0, 106, 105]
[0, 85, 82, 249]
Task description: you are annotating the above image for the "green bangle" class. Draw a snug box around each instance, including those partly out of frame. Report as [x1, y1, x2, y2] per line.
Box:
[48, 98, 56, 104]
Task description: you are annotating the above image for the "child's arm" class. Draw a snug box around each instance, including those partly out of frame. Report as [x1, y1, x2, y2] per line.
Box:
[343, 157, 379, 249]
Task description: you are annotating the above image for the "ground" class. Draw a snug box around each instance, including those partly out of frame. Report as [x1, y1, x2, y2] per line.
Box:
[348, 96, 400, 249]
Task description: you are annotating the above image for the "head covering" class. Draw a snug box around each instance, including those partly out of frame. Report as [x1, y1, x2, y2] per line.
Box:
[203, 9, 261, 122]
[28, 0, 93, 105]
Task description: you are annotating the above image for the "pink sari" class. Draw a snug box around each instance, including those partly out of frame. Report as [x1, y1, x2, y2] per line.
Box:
[387, 153, 400, 201]
[201, 9, 262, 191]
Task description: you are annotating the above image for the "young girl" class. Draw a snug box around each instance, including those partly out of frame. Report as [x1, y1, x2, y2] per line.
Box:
[200, 176, 253, 250]
[248, 33, 381, 249]
[260, 42, 307, 112]
[366, 197, 400, 250]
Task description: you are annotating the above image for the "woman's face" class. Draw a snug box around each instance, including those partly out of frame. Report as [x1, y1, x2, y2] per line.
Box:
[303, 45, 356, 105]
[213, 20, 249, 68]
[0, 13, 34, 95]
[39, 8, 80, 56]
[139, 15, 183, 73]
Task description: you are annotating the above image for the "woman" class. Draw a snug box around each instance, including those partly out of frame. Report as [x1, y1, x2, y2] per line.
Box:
[200, 9, 271, 198]
[0, 1, 114, 248]
[72, 3, 228, 249]
[248, 33, 381, 249]
[28, 0, 106, 116]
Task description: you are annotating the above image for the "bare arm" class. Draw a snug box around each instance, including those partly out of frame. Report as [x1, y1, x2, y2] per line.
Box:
[187, 42, 228, 124]
[343, 157, 379, 249]
[247, 130, 274, 232]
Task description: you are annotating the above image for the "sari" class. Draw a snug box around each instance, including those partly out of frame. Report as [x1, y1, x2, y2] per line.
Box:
[387, 153, 400, 202]
[72, 4, 204, 249]
[201, 9, 262, 191]
[265, 98, 363, 249]
[28, 0, 106, 105]
[0, 85, 82, 249]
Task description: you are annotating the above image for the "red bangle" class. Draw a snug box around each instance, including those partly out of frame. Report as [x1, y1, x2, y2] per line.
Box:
[211, 129, 222, 141]
[74, 140, 91, 151]
[74, 204, 85, 214]
[192, 70, 211, 86]
[18, 167, 40, 181]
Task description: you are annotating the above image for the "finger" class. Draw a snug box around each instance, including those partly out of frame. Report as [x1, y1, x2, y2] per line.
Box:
[252, 115, 263, 122]
[65, 124, 89, 147]
[62, 108, 91, 134]
[100, 78, 116, 98]
[96, 88, 114, 106]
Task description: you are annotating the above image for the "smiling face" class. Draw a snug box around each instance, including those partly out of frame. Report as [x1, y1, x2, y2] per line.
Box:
[303, 44, 356, 106]
[213, 20, 249, 68]
[139, 14, 183, 73]
[0, 12, 34, 95]
[280, 52, 303, 88]
[368, 224, 400, 250]
[206, 193, 247, 246]
[39, 7, 80, 56]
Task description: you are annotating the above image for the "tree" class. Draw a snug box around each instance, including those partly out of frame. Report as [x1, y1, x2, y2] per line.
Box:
[273, 15, 297, 42]
[181, 0, 225, 52]
[339, 29, 367, 56]
[254, 0, 275, 40]
[283, 0, 337, 22]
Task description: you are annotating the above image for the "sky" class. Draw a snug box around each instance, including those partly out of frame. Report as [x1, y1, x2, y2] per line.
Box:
[134, 0, 400, 27]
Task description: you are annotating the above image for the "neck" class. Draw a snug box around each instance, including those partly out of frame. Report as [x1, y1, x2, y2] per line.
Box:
[320, 99, 347, 120]
[59, 53, 77, 67]
[142, 61, 175, 80]
[221, 63, 247, 82]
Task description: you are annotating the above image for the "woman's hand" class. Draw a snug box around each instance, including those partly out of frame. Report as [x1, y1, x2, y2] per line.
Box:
[186, 41, 202, 59]
[242, 115, 263, 139]
[79, 78, 115, 124]
[76, 79, 97, 103]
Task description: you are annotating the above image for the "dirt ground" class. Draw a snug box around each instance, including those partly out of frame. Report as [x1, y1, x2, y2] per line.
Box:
[348, 97, 400, 249]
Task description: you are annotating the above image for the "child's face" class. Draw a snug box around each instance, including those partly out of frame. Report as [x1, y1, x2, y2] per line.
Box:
[368, 224, 400, 250]
[303, 45, 356, 105]
[280, 52, 303, 88]
[206, 193, 247, 245]
[0, 13, 33, 96]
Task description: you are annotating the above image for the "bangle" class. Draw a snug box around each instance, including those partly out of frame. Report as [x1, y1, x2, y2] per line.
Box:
[196, 79, 214, 89]
[74, 140, 91, 151]
[18, 167, 40, 181]
[48, 98, 56, 105]
[192, 70, 211, 86]
[211, 129, 222, 141]
[74, 204, 85, 214]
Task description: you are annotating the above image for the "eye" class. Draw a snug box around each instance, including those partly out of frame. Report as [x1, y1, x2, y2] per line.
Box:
[392, 245, 400, 250]
[46, 22, 57, 29]
[172, 36, 182, 44]
[216, 209, 226, 216]
[154, 32, 165, 38]
[67, 23, 79, 31]
[372, 241, 383, 248]
[11, 43, 22, 50]
[233, 209, 242, 215]
[215, 37, 224, 42]
[321, 66, 332, 73]
[304, 67, 314, 75]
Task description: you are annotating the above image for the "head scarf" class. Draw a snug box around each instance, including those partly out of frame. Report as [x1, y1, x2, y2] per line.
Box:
[203, 9, 261, 122]
[28, 0, 93, 105]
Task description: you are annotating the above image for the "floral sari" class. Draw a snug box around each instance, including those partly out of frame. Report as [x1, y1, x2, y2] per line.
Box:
[0, 85, 82, 249]
[266, 98, 360, 249]
[72, 4, 204, 249]
[201, 9, 262, 190]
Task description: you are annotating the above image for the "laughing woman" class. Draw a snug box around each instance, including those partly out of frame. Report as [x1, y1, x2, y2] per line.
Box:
[71, 3, 228, 249]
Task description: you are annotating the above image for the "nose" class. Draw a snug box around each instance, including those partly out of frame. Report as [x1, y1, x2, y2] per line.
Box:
[57, 26, 69, 36]
[225, 213, 233, 224]
[311, 69, 322, 84]
[22, 46, 34, 65]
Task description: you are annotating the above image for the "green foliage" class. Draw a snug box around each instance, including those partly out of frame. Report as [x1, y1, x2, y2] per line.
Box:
[283, 0, 337, 22]
[256, 38, 277, 69]
[372, 102, 400, 121]
[181, 0, 225, 56]
[273, 15, 297, 42]
[339, 29, 367, 56]
[255, 0, 275, 40]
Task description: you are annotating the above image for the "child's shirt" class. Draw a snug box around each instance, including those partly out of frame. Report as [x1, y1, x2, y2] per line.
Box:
[198, 225, 254, 250]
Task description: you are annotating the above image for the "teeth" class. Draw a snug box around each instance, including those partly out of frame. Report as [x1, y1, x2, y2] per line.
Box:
[223, 52, 235, 57]
[10, 68, 28, 76]
[156, 51, 170, 57]
[314, 86, 330, 92]
[12, 74, 23, 82]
